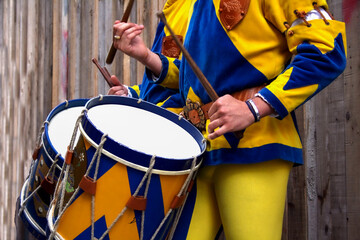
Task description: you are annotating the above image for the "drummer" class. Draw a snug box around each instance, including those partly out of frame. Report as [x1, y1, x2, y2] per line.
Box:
[110, 0, 347, 239]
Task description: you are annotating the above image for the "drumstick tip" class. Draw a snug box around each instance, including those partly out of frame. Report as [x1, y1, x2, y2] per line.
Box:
[156, 12, 165, 22]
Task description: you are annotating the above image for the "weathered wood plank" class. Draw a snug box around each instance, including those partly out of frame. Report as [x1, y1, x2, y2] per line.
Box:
[52, 0, 60, 107]
[344, 3, 360, 240]
[1, 3, 12, 239]
[304, 97, 319, 240]
[96, 0, 108, 95]
[69, 0, 79, 100]
[315, 78, 347, 240]
[42, 0, 53, 114]
[92, 0, 99, 96]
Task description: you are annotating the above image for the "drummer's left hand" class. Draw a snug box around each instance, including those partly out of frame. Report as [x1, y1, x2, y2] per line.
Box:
[107, 75, 129, 96]
[208, 95, 276, 140]
[207, 95, 254, 140]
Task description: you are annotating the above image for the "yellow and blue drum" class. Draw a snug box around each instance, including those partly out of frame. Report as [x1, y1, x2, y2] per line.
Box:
[17, 99, 88, 240]
[47, 96, 205, 240]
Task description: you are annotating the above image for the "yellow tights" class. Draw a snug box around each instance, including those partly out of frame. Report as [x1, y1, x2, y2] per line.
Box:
[186, 159, 293, 240]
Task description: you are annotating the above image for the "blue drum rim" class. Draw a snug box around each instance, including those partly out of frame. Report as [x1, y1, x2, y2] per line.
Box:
[82, 95, 206, 173]
[42, 98, 89, 167]
[19, 179, 47, 237]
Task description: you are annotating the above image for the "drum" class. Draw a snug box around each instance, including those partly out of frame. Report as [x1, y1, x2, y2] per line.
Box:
[47, 95, 206, 240]
[17, 99, 88, 240]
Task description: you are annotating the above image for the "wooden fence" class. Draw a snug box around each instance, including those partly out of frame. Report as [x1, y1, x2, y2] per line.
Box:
[0, 0, 359, 239]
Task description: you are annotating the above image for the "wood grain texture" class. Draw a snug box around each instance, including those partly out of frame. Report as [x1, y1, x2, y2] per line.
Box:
[344, 3, 360, 239]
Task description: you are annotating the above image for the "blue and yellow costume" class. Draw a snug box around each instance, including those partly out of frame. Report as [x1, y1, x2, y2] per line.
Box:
[147, 0, 347, 239]
[156, 0, 346, 166]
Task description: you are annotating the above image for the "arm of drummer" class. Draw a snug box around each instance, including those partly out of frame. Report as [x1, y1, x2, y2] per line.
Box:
[112, 21, 162, 76]
[209, 4, 347, 140]
[108, 21, 163, 96]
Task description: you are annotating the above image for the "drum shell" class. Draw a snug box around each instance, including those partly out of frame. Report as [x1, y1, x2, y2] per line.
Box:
[52, 145, 193, 239]
[18, 99, 88, 239]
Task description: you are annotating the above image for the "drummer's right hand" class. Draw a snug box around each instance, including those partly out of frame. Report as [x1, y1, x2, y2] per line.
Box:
[107, 75, 129, 96]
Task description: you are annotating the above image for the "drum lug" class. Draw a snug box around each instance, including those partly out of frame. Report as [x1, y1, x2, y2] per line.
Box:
[170, 194, 186, 209]
[79, 175, 97, 195]
[32, 146, 41, 160]
[126, 196, 147, 211]
[65, 146, 74, 165]
[40, 176, 56, 195]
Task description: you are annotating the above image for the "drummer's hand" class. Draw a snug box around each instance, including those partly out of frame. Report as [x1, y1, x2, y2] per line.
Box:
[107, 75, 129, 96]
[207, 95, 275, 140]
[207, 95, 254, 140]
[113, 21, 149, 63]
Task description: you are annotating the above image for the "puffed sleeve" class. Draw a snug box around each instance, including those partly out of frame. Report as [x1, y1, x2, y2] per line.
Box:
[259, 0, 347, 118]
[145, 54, 181, 90]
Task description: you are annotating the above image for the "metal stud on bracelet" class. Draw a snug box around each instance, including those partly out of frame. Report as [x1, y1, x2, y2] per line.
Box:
[245, 99, 261, 122]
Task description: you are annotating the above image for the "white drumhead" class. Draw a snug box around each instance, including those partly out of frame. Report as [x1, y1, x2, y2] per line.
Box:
[48, 107, 84, 157]
[87, 104, 201, 159]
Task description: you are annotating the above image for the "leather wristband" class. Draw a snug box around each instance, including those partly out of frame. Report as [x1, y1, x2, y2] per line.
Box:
[245, 99, 260, 122]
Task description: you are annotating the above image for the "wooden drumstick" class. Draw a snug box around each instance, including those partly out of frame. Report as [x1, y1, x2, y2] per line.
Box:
[157, 12, 219, 101]
[105, 0, 135, 64]
[157, 12, 244, 139]
[92, 58, 114, 87]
